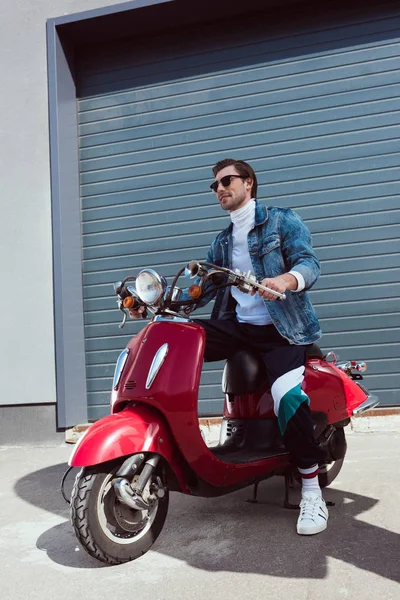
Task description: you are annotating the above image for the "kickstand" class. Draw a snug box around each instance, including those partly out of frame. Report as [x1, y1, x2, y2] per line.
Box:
[246, 481, 259, 504]
[283, 472, 299, 510]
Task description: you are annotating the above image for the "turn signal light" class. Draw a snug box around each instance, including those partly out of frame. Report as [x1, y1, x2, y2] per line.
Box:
[352, 361, 368, 373]
[123, 296, 136, 309]
[337, 361, 368, 374]
[188, 285, 202, 299]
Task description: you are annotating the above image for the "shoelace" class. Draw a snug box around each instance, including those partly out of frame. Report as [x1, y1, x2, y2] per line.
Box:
[299, 497, 324, 520]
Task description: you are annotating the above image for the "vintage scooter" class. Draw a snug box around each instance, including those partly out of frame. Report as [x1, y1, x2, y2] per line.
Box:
[68, 261, 378, 565]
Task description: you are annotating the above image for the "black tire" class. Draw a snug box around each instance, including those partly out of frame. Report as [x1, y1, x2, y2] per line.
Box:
[318, 427, 347, 488]
[70, 460, 169, 565]
[318, 457, 345, 488]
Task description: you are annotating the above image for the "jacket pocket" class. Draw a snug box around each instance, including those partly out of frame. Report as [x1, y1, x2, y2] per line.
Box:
[260, 236, 281, 256]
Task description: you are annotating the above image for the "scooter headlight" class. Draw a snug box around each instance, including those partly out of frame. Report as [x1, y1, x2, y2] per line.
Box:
[112, 348, 129, 390]
[135, 269, 166, 307]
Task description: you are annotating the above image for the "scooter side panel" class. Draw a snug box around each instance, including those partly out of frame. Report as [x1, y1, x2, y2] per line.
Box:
[68, 404, 189, 491]
[304, 358, 368, 421]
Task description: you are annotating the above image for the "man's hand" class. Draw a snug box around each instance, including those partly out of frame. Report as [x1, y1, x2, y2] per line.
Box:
[129, 306, 146, 319]
[251, 273, 298, 301]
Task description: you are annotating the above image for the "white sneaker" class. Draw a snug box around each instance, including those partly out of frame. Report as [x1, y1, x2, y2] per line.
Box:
[297, 492, 329, 535]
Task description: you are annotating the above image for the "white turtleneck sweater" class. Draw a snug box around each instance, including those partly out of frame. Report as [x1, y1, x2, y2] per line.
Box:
[230, 199, 304, 326]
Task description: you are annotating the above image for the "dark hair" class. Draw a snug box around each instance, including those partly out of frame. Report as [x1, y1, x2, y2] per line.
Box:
[212, 158, 258, 198]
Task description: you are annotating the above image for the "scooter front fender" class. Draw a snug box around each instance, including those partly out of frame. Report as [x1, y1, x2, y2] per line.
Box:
[68, 404, 188, 491]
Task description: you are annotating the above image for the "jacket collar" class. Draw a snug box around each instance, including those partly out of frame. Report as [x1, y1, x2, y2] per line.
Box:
[254, 199, 269, 226]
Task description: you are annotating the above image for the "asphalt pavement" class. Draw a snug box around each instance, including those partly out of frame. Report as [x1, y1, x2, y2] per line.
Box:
[0, 431, 399, 600]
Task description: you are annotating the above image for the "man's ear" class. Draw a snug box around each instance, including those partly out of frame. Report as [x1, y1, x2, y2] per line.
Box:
[245, 178, 253, 191]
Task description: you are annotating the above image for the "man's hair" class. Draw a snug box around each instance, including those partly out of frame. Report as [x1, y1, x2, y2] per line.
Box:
[212, 158, 258, 198]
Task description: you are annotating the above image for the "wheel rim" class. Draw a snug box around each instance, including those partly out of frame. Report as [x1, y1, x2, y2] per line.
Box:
[97, 472, 159, 545]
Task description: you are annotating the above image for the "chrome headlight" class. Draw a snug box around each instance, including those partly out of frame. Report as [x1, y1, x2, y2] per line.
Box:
[112, 348, 129, 390]
[135, 269, 166, 307]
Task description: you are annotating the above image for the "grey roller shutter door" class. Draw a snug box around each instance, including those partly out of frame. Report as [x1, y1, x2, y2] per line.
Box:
[78, 5, 400, 421]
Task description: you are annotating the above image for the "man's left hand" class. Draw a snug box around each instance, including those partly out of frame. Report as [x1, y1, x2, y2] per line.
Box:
[251, 273, 298, 301]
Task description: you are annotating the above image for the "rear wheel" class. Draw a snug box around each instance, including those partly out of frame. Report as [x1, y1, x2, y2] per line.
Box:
[318, 457, 344, 488]
[318, 427, 347, 488]
[70, 459, 169, 565]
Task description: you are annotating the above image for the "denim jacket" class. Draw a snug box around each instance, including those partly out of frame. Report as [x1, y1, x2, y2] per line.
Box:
[194, 200, 322, 345]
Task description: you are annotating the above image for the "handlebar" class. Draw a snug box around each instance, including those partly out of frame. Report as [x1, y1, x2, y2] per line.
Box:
[114, 261, 286, 328]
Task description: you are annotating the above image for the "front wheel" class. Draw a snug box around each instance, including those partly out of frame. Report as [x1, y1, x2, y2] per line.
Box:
[70, 459, 169, 565]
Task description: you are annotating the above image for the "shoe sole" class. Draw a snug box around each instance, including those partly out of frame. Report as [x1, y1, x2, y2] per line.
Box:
[297, 522, 327, 535]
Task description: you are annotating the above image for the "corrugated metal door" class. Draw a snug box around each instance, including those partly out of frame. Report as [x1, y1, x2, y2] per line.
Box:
[78, 5, 400, 421]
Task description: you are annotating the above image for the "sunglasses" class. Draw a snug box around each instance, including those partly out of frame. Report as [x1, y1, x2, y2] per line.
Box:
[210, 174, 246, 193]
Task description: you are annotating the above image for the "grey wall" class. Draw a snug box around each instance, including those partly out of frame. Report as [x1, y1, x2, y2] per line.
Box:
[0, 0, 129, 409]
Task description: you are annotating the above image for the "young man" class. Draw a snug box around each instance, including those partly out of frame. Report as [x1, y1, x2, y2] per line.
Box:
[132, 158, 328, 535]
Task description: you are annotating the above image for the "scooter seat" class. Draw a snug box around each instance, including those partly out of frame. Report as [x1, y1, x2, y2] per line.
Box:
[306, 343, 324, 358]
[222, 349, 268, 395]
[222, 344, 325, 395]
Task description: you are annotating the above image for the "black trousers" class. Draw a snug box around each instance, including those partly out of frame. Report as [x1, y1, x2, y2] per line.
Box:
[193, 317, 326, 469]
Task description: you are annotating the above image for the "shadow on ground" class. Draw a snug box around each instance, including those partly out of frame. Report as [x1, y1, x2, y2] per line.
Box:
[15, 461, 400, 581]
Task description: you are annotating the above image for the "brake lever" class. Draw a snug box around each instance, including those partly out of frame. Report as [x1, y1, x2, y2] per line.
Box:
[119, 304, 128, 329]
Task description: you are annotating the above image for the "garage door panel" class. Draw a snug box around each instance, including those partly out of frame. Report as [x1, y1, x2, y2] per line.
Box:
[308, 209, 400, 234]
[82, 215, 226, 247]
[319, 341, 399, 360]
[81, 169, 213, 197]
[82, 205, 220, 235]
[315, 298, 398, 319]
[79, 73, 400, 139]
[312, 282, 400, 304]
[87, 364, 115, 379]
[80, 84, 400, 152]
[313, 224, 400, 248]
[81, 187, 211, 211]
[298, 195, 399, 221]
[82, 230, 221, 261]
[319, 267, 400, 289]
[322, 327, 400, 348]
[320, 253, 400, 275]
[320, 313, 400, 333]
[83, 246, 207, 275]
[82, 202, 220, 230]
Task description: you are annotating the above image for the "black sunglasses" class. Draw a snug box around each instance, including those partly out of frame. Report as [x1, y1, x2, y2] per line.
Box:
[210, 174, 246, 193]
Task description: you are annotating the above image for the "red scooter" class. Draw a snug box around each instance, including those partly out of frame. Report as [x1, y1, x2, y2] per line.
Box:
[68, 261, 378, 565]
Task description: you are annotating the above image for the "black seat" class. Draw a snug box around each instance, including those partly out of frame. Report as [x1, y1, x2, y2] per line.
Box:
[306, 343, 324, 358]
[222, 344, 325, 395]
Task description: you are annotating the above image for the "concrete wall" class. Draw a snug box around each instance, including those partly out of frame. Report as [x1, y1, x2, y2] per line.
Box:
[0, 0, 126, 410]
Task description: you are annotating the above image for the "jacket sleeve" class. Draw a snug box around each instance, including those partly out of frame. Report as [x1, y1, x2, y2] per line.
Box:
[279, 209, 320, 290]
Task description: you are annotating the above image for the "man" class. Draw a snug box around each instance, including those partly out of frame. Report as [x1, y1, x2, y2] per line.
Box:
[132, 158, 328, 536]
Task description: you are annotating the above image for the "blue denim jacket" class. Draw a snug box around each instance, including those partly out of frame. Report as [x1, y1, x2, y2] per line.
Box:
[195, 200, 322, 345]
